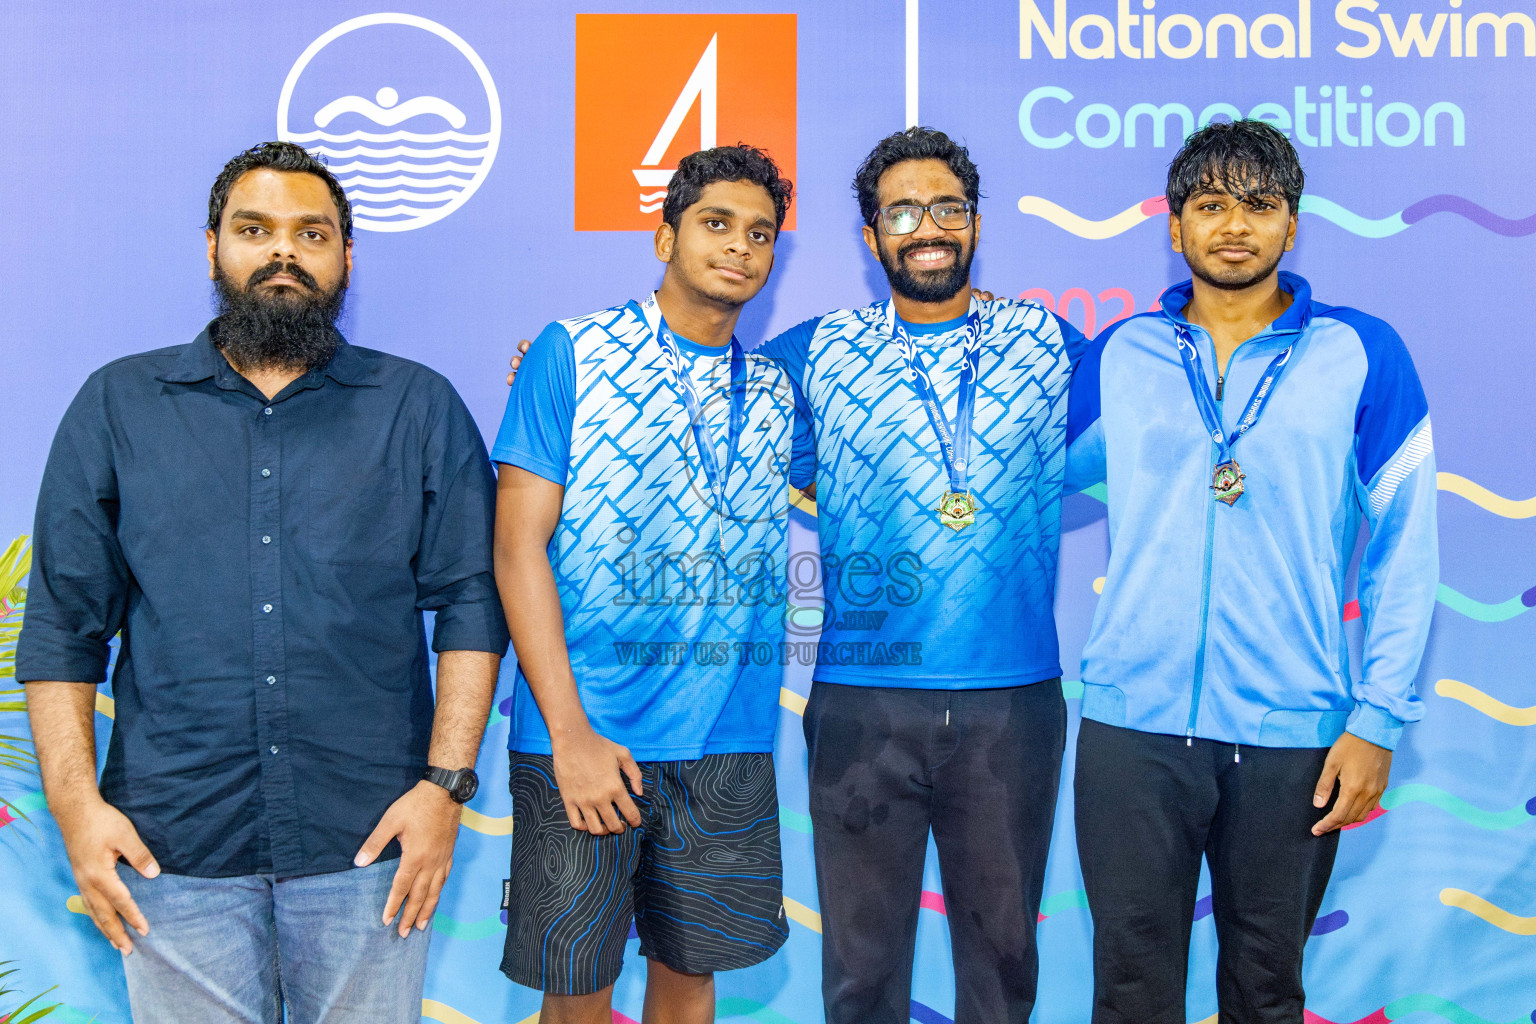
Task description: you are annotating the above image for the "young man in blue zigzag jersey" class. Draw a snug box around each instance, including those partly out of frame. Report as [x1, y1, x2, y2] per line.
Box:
[491, 145, 812, 1024]
[1066, 120, 1439, 1023]
[510, 128, 1090, 1024]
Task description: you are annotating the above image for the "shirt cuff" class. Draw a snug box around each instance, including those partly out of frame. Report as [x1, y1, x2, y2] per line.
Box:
[430, 601, 510, 656]
[490, 447, 565, 487]
[15, 625, 112, 684]
[1344, 701, 1405, 751]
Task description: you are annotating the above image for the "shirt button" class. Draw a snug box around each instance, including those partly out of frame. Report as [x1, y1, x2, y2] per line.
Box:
[270, 745, 279, 754]
[264, 407, 273, 416]
[266, 675, 276, 685]
[262, 536, 271, 545]
[261, 468, 271, 478]
[262, 603, 273, 613]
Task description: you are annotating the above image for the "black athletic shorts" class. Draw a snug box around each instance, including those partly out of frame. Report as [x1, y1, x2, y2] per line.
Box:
[500, 750, 788, 995]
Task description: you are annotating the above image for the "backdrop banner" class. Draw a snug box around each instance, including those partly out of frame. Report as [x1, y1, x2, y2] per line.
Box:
[3, 2, 1533, 1023]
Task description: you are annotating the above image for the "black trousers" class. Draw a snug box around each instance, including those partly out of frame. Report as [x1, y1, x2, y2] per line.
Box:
[804, 680, 1067, 1024]
[1074, 719, 1341, 1024]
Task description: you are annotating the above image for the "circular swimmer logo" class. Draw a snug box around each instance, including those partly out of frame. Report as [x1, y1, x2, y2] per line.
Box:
[278, 14, 501, 233]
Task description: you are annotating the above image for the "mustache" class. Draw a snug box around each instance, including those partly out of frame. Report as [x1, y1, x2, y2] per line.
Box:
[247, 260, 320, 291]
[897, 237, 963, 263]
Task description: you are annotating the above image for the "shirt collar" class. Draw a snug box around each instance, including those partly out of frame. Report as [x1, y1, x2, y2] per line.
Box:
[1159, 270, 1313, 336]
[155, 322, 379, 388]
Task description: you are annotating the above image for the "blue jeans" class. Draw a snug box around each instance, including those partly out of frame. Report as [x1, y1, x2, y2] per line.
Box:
[116, 859, 429, 1024]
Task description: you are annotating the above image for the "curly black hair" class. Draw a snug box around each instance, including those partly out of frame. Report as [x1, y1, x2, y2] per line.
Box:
[660, 144, 794, 232]
[207, 141, 353, 241]
[1165, 120, 1304, 215]
[852, 127, 981, 226]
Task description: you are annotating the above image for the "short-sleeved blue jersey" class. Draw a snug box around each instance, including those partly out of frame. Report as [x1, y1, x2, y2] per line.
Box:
[492, 300, 813, 759]
[757, 297, 1086, 689]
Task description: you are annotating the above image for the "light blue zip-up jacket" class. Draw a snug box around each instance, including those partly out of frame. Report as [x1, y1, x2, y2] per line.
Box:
[1067, 272, 1438, 750]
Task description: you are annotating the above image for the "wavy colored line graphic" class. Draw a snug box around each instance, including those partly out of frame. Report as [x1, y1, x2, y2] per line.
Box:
[1299, 195, 1406, 238]
[1387, 994, 1532, 1024]
[1377, 783, 1534, 830]
[65, 895, 87, 915]
[779, 686, 807, 716]
[783, 895, 822, 933]
[779, 807, 812, 834]
[921, 890, 946, 915]
[95, 691, 114, 718]
[911, 1000, 953, 1024]
[1311, 910, 1350, 936]
[1306, 995, 1533, 1024]
[1440, 889, 1536, 935]
[1438, 473, 1536, 519]
[432, 912, 505, 941]
[716, 997, 799, 1024]
[1015, 195, 1168, 240]
[421, 1003, 539, 1024]
[1343, 806, 1389, 831]
[1404, 196, 1536, 237]
[613, 1012, 640, 1024]
[1018, 193, 1536, 239]
[1435, 679, 1536, 726]
[1040, 888, 1090, 918]
[1436, 584, 1531, 622]
[1304, 1010, 1389, 1024]
[459, 806, 513, 835]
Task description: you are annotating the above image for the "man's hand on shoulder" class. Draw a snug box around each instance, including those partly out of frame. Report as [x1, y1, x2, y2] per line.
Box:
[550, 724, 644, 836]
[505, 337, 534, 387]
[1311, 731, 1393, 835]
[971, 287, 996, 302]
[55, 797, 158, 953]
[356, 780, 463, 937]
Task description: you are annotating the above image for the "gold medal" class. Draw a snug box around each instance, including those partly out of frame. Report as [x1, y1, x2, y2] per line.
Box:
[937, 490, 980, 530]
[1211, 459, 1246, 506]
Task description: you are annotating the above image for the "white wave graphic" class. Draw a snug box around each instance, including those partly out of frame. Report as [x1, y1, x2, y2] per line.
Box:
[337, 174, 473, 188]
[348, 203, 462, 218]
[311, 144, 488, 160]
[638, 190, 668, 202]
[344, 189, 457, 204]
[325, 160, 483, 174]
[286, 129, 492, 144]
[639, 201, 665, 213]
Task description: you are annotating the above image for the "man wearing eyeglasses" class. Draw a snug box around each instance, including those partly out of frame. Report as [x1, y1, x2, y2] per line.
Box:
[756, 127, 1088, 1024]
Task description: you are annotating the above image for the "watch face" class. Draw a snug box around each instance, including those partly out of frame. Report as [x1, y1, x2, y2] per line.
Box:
[452, 770, 479, 803]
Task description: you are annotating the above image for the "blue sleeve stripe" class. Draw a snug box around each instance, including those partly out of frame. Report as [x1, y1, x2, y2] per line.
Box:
[1318, 307, 1431, 485]
[1368, 416, 1433, 517]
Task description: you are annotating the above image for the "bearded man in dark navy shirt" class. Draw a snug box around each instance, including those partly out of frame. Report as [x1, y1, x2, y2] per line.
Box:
[18, 141, 508, 1024]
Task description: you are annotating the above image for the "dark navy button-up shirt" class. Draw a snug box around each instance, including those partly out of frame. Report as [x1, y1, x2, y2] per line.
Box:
[18, 326, 509, 878]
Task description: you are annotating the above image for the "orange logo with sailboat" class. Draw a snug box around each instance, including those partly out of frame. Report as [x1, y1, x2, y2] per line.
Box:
[574, 14, 797, 232]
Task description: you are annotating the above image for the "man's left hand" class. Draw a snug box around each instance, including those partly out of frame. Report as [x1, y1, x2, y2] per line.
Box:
[1310, 732, 1392, 835]
[355, 781, 462, 936]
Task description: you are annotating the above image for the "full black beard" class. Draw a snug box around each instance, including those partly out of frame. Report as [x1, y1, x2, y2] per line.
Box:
[878, 234, 975, 304]
[212, 260, 347, 373]
[1183, 246, 1284, 292]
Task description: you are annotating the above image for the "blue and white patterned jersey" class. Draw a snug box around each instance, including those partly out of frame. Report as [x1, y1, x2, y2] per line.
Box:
[757, 297, 1086, 689]
[492, 300, 813, 759]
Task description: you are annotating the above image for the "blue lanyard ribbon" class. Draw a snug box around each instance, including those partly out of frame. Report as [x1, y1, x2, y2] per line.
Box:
[887, 301, 985, 495]
[1174, 326, 1294, 463]
[640, 294, 747, 530]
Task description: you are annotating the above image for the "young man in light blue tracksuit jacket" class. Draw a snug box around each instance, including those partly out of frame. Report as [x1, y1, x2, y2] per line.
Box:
[1066, 121, 1438, 1023]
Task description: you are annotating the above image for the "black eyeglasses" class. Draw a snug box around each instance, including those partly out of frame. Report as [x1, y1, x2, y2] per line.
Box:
[871, 200, 974, 235]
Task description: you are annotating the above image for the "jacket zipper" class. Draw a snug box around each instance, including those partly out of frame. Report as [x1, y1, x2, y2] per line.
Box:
[1187, 330, 1232, 745]
[1185, 322, 1298, 746]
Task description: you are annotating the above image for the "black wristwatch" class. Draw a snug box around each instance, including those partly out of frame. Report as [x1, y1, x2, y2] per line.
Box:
[423, 765, 479, 804]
